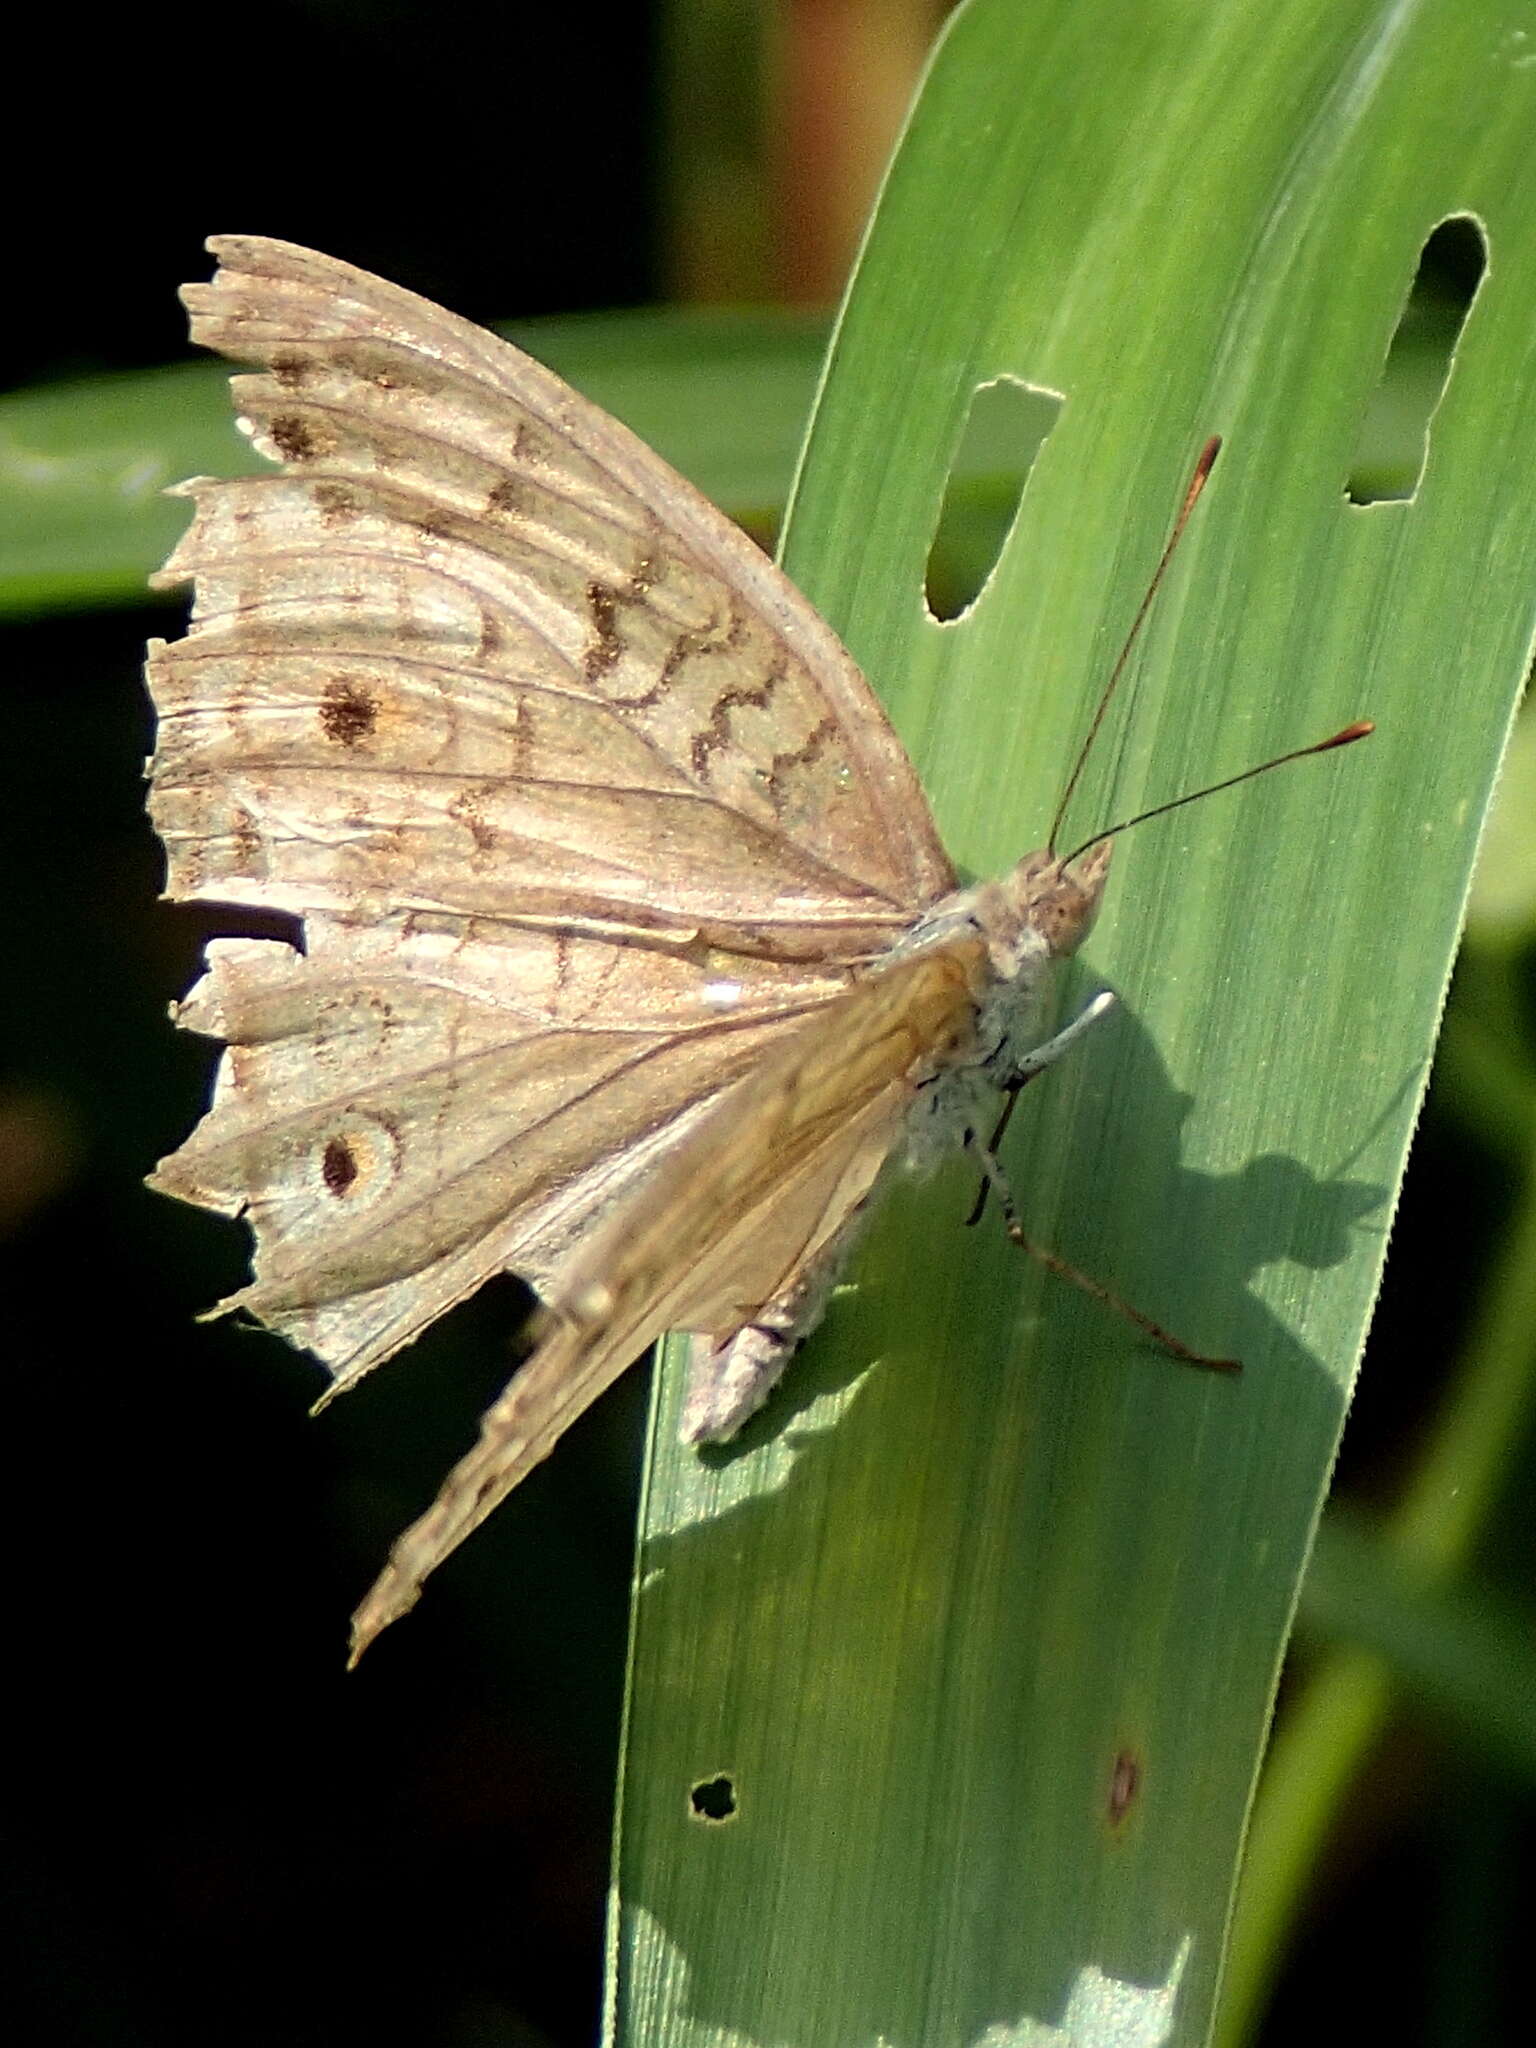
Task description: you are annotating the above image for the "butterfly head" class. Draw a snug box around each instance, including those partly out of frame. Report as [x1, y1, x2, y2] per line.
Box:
[956, 842, 1112, 993]
[1013, 840, 1113, 960]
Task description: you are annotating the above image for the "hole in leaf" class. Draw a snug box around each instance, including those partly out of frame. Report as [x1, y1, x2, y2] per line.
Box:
[925, 377, 1063, 621]
[1346, 215, 1485, 505]
[690, 1774, 737, 1822]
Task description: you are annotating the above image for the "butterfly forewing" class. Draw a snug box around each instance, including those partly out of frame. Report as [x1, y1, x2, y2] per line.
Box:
[150, 236, 952, 942]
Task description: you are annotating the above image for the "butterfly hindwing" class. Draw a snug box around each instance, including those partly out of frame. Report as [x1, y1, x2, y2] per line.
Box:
[348, 936, 988, 1658]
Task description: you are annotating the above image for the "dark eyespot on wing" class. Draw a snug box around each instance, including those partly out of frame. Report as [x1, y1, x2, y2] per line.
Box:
[322, 1135, 360, 1195]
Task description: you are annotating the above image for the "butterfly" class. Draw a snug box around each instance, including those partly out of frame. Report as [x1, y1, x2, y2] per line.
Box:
[146, 237, 1366, 1662]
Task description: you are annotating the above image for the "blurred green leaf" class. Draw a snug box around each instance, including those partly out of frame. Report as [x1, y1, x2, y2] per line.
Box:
[1223, 1091, 1536, 2042]
[0, 309, 827, 619]
[1468, 699, 1536, 940]
[1297, 1509, 1536, 1785]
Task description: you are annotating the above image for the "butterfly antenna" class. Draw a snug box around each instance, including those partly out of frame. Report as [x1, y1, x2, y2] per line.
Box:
[1061, 721, 1374, 867]
[1047, 435, 1223, 856]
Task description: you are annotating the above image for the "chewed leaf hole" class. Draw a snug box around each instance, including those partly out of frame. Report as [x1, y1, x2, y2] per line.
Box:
[689, 1774, 738, 1822]
[925, 377, 1062, 622]
[1346, 215, 1486, 506]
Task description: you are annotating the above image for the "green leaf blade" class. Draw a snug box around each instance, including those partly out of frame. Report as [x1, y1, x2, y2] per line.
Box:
[614, 4, 1536, 2046]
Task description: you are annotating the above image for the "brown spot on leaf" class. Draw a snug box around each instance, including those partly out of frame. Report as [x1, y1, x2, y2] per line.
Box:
[319, 679, 379, 747]
[1107, 1750, 1141, 1827]
[322, 1135, 359, 1196]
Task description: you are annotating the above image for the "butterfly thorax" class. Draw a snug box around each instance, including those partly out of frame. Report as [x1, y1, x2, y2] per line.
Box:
[899, 839, 1110, 1086]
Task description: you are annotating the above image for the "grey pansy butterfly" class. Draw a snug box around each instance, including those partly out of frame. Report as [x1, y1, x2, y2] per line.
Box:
[146, 238, 1364, 1661]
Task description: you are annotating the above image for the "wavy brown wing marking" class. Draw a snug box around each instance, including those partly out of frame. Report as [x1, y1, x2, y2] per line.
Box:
[146, 235, 955, 958]
[349, 934, 989, 1660]
[149, 910, 853, 1396]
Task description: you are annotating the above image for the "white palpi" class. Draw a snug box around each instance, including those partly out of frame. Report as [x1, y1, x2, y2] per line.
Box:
[146, 238, 1361, 1662]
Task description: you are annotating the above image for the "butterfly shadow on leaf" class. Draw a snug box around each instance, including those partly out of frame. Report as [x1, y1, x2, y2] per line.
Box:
[679, 983, 1387, 1481]
[618, 996, 1389, 2043]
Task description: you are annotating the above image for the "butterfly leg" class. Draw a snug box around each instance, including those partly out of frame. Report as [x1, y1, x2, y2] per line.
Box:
[969, 1129, 1238, 1371]
[967, 991, 1116, 1225]
[679, 1220, 864, 1445]
[1013, 988, 1117, 1082]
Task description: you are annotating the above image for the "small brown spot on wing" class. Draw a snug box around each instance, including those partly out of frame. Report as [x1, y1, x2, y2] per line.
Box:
[270, 353, 310, 390]
[330, 345, 408, 392]
[319, 679, 379, 747]
[449, 785, 497, 853]
[486, 477, 527, 518]
[583, 582, 624, 682]
[322, 1135, 359, 1196]
[312, 480, 361, 526]
[228, 802, 262, 873]
[269, 413, 336, 464]
[658, 628, 702, 694]
[476, 608, 504, 661]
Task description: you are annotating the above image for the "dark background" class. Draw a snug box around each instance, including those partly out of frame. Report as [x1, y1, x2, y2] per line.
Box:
[3, 5, 1532, 2045]
[6, 6, 655, 2045]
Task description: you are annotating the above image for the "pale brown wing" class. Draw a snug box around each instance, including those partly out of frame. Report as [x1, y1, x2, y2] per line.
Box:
[349, 936, 989, 1660]
[150, 914, 851, 1395]
[148, 235, 954, 953]
[146, 236, 957, 1392]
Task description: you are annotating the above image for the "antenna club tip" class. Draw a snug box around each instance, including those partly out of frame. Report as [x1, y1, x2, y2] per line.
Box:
[1321, 719, 1375, 750]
